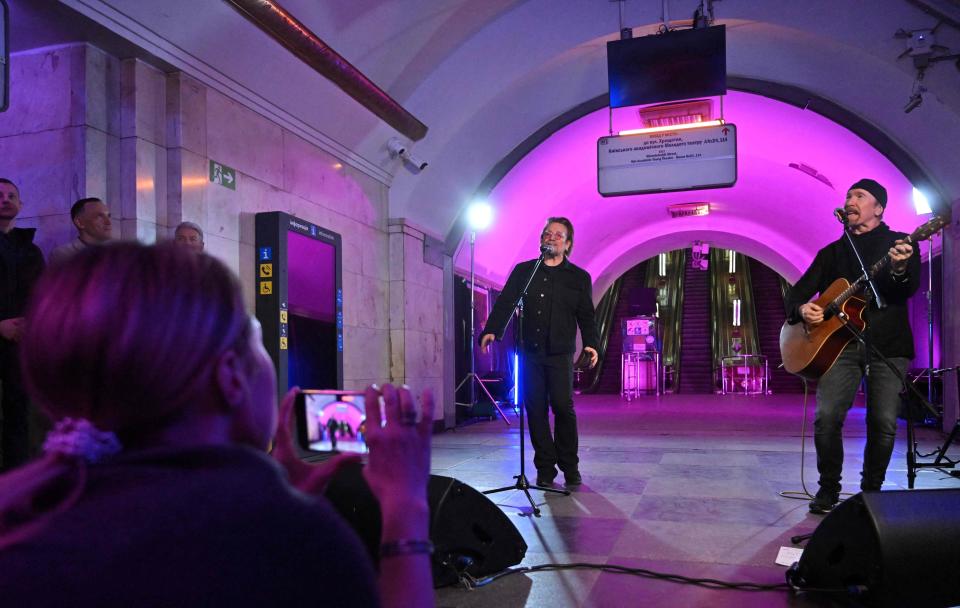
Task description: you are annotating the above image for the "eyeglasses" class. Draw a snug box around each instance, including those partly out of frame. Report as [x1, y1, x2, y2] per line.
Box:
[541, 231, 567, 240]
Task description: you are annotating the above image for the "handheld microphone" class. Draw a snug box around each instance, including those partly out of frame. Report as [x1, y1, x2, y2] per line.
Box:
[833, 208, 849, 225]
[540, 244, 555, 255]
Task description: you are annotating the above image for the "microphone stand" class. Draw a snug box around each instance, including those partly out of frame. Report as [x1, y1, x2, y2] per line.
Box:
[483, 248, 570, 517]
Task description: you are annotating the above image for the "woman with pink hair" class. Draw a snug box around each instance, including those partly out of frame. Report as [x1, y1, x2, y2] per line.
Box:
[0, 242, 435, 608]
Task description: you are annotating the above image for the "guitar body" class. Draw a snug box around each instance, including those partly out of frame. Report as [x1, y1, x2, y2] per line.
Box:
[780, 278, 866, 380]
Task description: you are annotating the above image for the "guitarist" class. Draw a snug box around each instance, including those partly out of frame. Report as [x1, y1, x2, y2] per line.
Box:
[785, 178, 920, 514]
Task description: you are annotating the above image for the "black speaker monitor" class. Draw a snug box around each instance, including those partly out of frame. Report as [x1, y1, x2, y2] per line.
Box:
[323, 466, 527, 588]
[790, 489, 960, 607]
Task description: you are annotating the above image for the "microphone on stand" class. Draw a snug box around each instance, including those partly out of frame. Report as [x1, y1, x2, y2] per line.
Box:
[540, 244, 555, 255]
[833, 208, 850, 225]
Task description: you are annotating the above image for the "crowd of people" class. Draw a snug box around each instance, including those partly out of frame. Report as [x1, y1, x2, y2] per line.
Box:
[0, 179, 436, 606]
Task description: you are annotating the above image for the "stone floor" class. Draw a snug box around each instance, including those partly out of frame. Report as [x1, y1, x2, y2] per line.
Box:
[430, 392, 960, 608]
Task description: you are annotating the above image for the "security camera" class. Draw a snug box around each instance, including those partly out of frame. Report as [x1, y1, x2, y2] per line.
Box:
[386, 137, 407, 157]
[904, 92, 923, 113]
[402, 153, 428, 171]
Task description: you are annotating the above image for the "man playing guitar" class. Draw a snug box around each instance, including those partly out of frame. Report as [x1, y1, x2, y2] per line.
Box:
[785, 178, 919, 514]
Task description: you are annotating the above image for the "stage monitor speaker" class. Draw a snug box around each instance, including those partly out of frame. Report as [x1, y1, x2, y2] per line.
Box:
[789, 489, 960, 607]
[324, 465, 527, 588]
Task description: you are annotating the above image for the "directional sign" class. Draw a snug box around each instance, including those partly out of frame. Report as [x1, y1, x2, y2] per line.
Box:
[210, 159, 237, 191]
[598, 123, 737, 196]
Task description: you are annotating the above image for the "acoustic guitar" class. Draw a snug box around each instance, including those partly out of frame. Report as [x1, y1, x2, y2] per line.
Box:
[780, 216, 947, 380]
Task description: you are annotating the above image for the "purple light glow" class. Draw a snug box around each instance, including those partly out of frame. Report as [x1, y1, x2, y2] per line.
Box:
[461, 91, 915, 298]
[287, 230, 336, 321]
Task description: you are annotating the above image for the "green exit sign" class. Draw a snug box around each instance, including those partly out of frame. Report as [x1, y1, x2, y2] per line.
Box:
[209, 160, 237, 190]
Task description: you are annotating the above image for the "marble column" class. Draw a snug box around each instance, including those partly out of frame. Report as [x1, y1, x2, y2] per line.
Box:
[389, 220, 449, 426]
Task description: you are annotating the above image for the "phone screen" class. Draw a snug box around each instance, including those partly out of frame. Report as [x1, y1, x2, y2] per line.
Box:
[296, 391, 368, 454]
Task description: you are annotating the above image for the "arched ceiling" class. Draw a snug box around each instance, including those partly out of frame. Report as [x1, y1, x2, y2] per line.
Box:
[27, 0, 960, 280]
[459, 91, 923, 299]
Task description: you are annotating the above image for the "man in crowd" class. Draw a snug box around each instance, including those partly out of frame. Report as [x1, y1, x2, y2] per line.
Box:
[174, 221, 205, 253]
[0, 178, 46, 470]
[49, 197, 112, 265]
[480, 217, 598, 488]
[786, 178, 920, 513]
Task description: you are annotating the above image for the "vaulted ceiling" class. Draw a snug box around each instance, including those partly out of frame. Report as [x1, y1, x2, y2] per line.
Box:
[13, 0, 960, 287]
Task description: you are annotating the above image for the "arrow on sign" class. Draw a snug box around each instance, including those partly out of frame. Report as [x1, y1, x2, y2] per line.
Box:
[224, 173, 234, 184]
[721, 127, 729, 135]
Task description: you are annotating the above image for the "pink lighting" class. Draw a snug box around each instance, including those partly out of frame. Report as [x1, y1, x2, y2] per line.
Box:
[459, 91, 915, 301]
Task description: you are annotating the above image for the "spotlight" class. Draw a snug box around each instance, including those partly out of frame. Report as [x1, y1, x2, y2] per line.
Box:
[912, 187, 932, 215]
[466, 201, 493, 231]
[904, 93, 923, 113]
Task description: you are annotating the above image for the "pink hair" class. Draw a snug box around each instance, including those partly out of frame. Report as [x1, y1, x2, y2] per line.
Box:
[0, 242, 251, 547]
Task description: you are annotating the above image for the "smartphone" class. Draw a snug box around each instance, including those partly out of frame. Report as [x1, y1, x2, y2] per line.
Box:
[296, 390, 369, 455]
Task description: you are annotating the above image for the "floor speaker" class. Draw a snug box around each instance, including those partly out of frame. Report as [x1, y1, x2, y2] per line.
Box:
[789, 489, 960, 607]
[429, 475, 527, 587]
[324, 465, 527, 588]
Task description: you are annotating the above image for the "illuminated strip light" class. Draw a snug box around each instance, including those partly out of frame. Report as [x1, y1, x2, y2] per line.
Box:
[658, 253, 667, 277]
[732, 299, 741, 327]
[618, 119, 724, 136]
[728, 252, 736, 274]
[513, 352, 519, 407]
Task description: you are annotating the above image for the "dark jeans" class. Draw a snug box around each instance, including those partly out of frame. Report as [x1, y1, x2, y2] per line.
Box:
[0, 346, 31, 471]
[814, 342, 908, 493]
[522, 351, 578, 478]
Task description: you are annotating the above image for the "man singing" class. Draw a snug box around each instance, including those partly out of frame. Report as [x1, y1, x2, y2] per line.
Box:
[786, 179, 919, 513]
[480, 217, 598, 488]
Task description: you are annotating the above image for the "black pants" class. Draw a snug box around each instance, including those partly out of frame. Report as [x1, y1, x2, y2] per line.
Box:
[0, 346, 30, 471]
[522, 351, 578, 478]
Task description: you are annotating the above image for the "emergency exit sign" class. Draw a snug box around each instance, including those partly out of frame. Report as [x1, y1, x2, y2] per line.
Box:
[210, 160, 237, 190]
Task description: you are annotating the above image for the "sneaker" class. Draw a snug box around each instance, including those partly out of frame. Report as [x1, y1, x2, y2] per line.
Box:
[563, 470, 582, 486]
[808, 489, 840, 514]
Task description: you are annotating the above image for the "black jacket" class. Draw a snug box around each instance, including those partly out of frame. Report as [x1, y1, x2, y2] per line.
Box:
[482, 257, 598, 356]
[785, 222, 921, 359]
[0, 227, 45, 320]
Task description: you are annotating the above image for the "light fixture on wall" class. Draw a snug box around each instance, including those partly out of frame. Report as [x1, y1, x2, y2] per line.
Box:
[912, 187, 932, 215]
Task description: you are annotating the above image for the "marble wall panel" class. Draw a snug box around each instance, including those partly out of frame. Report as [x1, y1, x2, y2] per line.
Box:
[205, 89, 284, 189]
[0, 127, 86, 218]
[403, 286, 444, 334]
[118, 218, 158, 244]
[343, 326, 390, 384]
[120, 59, 166, 146]
[1, 45, 85, 138]
[389, 328, 405, 381]
[84, 45, 121, 136]
[29, 213, 73, 259]
[165, 73, 206, 156]
[84, 127, 122, 214]
[360, 222, 389, 282]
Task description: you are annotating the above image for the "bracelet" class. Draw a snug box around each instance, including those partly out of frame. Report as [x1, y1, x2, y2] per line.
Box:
[379, 539, 434, 558]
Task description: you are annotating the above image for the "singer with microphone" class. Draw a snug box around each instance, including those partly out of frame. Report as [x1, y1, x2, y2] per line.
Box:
[480, 217, 599, 488]
[785, 179, 920, 514]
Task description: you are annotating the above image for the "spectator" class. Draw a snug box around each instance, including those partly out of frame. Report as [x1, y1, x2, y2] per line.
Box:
[0, 178, 45, 471]
[0, 243, 435, 608]
[48, 197, 112, 265]
[174, 221, 204, 253]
